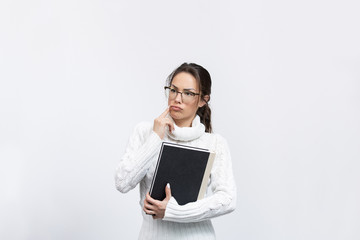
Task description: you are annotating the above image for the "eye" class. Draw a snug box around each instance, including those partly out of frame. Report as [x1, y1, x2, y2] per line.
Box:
[184, 91, 195, 97]
[170, 88, 177, 93]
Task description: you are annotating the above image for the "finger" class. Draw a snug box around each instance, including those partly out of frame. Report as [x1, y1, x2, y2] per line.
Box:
[165, 183, 172, 200]
[143, 197, 151, 206]
[166, 122, 174, 133]
[159, 106, 170, 118]
[162, 118, 175, 132]
[146, 192, 160, 205]
[144, 201, 155, 211]
[144, 206, 155, 213]
[145, 192, 153, 202]
[145, 192, 155, 204]
[143, 201, 156, 212]
[166, 120, 175, 132]
[143, 207, 155, 215]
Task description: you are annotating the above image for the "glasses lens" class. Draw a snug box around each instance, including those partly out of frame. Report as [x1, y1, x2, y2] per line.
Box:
[182, 91, 197, 102]
[165, 88, 176, 99]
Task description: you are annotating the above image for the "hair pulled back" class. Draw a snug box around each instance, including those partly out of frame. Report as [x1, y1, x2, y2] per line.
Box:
[166, 63, 212, 133]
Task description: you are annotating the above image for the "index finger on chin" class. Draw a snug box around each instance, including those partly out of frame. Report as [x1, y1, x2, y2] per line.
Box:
[159, 106, 170, 118]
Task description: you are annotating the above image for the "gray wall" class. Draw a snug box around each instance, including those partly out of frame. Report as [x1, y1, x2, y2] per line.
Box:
[1, 0, 359, 239]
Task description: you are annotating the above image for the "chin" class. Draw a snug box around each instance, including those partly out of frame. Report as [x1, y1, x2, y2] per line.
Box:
[170, 112, 193, 124]
[170, 111, 182, 119]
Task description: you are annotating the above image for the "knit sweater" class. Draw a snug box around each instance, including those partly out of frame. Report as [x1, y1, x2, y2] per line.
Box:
[115, 114, 236, 240]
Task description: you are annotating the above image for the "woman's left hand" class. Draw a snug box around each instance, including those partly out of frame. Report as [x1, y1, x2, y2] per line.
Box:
[143, 184, 171, 219]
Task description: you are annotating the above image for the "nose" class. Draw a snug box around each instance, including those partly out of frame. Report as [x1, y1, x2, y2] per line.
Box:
[174, 92, 182, 103]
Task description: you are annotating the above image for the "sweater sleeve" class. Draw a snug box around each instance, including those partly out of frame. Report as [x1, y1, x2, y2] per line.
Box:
[162, 135, 237, 223]
[115, 122, 162, 193]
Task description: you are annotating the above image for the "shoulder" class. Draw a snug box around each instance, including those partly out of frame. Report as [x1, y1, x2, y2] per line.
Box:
[208, 132, 228, 144]
[133, 121, 153, 131]
[130, 121, 153, 139]
[202, 132, 229, 151]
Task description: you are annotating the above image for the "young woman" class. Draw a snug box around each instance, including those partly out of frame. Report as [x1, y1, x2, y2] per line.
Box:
[115, 63, 236, 239]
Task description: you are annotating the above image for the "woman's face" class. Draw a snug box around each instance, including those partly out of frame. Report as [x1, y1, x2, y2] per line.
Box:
[168, 72, 206, 126]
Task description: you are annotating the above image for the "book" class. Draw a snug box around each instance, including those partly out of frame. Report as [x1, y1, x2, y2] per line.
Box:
[149, 142, 216, 206]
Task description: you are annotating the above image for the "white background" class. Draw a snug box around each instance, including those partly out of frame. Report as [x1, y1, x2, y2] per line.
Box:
[1, 0, 359, 239]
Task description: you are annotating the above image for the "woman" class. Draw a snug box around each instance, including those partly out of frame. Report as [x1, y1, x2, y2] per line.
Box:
[115, 63, 236, 239]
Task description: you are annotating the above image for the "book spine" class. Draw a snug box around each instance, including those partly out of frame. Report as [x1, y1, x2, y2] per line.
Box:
[197, 152, 216, 200]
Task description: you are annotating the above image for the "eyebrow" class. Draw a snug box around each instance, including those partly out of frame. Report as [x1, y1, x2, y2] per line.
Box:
[171, 84, 196, 91]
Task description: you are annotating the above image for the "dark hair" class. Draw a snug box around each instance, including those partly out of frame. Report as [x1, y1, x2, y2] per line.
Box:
[166, 63, 212, 133]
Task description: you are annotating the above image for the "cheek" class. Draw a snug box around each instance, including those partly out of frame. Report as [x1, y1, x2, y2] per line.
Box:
[186, 103, 199, 114]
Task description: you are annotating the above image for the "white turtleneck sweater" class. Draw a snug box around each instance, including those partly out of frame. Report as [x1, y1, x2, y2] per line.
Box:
[115, 115, 236, 240]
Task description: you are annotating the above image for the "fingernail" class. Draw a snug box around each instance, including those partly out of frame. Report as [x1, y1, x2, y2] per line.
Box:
[167, 183, 170, 189]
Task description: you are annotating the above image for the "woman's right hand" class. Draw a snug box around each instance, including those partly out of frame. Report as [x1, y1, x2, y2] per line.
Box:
[153, 106, 175, 139]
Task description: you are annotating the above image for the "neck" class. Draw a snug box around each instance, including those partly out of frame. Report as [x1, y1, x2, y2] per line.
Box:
[166, 114, 205, 141]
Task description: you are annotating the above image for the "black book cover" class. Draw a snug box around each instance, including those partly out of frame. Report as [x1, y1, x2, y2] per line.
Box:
[149, 142, 215, 206]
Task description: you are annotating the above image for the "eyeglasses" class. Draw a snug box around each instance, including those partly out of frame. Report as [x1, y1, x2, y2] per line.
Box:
[164, 86, 200, 103]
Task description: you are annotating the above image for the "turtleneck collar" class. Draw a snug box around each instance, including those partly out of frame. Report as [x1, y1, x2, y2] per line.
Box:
[165, 114, 205, 141]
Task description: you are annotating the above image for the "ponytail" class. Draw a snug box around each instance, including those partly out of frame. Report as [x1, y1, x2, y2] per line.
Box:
[197, 103, 212, 133]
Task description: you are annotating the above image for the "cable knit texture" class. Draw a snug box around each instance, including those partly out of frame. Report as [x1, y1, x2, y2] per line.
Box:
[115, 114, 236, 240]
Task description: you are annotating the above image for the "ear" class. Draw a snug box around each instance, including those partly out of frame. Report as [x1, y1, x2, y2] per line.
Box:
[198, 95, 210, 108]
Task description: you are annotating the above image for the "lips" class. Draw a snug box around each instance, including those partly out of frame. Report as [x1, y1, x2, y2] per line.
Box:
[170, 106, 182, 111]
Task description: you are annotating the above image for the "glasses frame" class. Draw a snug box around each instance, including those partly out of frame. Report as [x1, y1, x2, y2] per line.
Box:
[164, 86, 201, 102]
